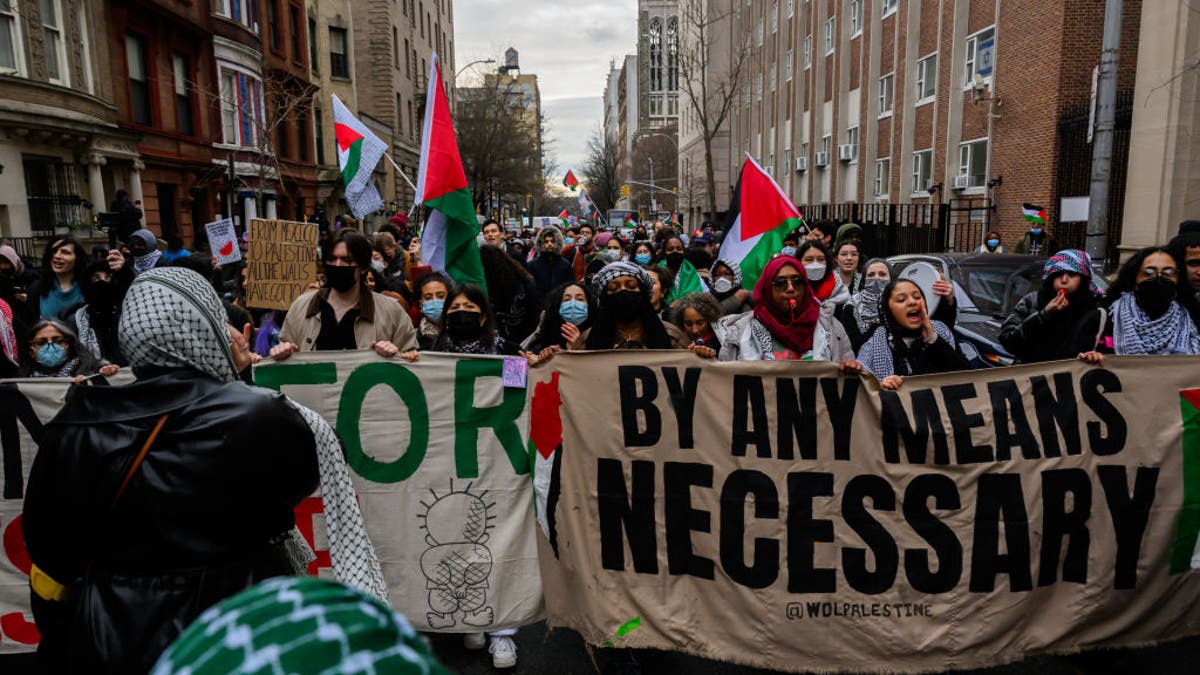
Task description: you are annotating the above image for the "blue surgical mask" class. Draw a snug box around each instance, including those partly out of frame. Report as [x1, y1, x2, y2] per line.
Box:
[1030, 228, 1043, 236]
[634, 253, 652, 265]
[37, 343, 67, 369]
[559, 299, 589, 326]
[564, 237, 576, 246]
[781, 246, 798, 258]
[422, 298, 445, 322]
[986, 238, 1000, 249]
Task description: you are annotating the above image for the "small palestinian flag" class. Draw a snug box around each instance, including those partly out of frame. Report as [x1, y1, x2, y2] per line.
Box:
[1170, 389, 1200, 573]
[622, 214, 636, 229]
[563, 170, 579, 192]
[1022, 203, 1048, 225]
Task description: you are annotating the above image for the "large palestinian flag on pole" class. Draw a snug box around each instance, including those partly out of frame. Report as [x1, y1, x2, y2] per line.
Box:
[331, 94, 387, 218]
[717, 156, 805, 290]
[416, 53, 485, 288]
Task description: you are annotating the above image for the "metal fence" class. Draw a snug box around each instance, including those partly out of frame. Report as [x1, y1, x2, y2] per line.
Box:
[799, 199, 989, 257]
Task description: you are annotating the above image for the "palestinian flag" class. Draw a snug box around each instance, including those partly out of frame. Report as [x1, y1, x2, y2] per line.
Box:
[1022, 203, 1048, 224]
[530, 373, 564, 556]
[1170, 389, 1200, 573]
[717, 156, 805, 290]
[563, 170, 579, 191]
[622, 214, 636, 229]
[665, 259, 705, 304]
[416, 53, 486, 288]
[331, 94, 387, 218]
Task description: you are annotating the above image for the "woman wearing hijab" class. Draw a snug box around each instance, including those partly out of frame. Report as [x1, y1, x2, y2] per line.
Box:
[127, 229, 163, 276]
[73, 255, 134, 365]
[23, 267, 387, 674]
[30, 237, 87, 321]
[856, 279, 970, 390]
[1000, 250, 1106, 363]
[836, 258, 892, 352]
[718, 255, 856, 364]
[797, 240, 851, 307]
[571, 261, 690, 351]
[709, 258, 753, 316]
[526, 281, 594, 352]
[1079, 246, 1200, 364]
[19, 319, 116, 381]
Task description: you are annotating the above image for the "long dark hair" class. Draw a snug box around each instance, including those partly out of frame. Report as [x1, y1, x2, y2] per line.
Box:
[797, 240, 834, 280]
[530, 281, 594, 350]
[479, 244, 533, 308]
[1104, 246, 1185, 305]
[586, 275, 673, 350]
[436, 284, 498, 341]
[39, 237, 87, 296]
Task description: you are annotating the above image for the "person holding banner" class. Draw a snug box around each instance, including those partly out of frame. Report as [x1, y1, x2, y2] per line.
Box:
[19, 319, 118, 381]
[835, 257, 892, 352]
[856, 279, 970, 389]
[671, 292, 724, 352]
[413, 272, 453, 349]
[1000, 249, 1106, 364]
[569, 261, 692, 352]
[718, 255, 857, 366]
[271, 229, 417, 361]
[525, 281, 594, 352]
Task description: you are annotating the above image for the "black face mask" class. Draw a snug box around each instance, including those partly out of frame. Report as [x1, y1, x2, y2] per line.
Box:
[445, 310, 484, 339]
[83, 280, 119, 309]
[607, 289, 644, 322]
[1135, 277, 1177, 318]
[324, 265, 359, 293]
[665, 252, 684, 269]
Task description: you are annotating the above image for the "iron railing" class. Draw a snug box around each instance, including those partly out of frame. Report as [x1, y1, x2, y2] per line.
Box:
[799, 199, 989, 257]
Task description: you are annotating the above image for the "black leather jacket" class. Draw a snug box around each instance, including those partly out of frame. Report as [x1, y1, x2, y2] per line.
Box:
[23, 368, 320, 674]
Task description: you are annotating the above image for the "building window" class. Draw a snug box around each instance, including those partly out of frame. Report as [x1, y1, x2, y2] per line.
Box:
[0, 5, 24, 75]
[41, 0, 68, 85]
[882, 0, 898, 19]
[329, 27, 349, 78]
[916, 53, 937, 103]
[850, 0, 863, 36]
[125, 34, 152, 126]
[667, 17, 678, 92]
[309, 16, 318, 71]
[770, 2, 778, 33]
[845, 126, 859, 163]
[78, 6, 94, 93]
[756, 18, 763, 47]
[219, 68, 265, 147]
[912, 150, 932, 193]
[821, 134, 831, 159]
[958, 139, 988, 188]
[878, 73, 894, 116]
[803, 35, 811, 68]
[275, 97, 289, 157]
[769, 63, 776, 92]
[290, 5, 303, 63]
[23, 156, 85, 233]
[964, 26, 995, 86]
[314, 102, 325, 164]
[785, 50, 793, 81]
[393, 27, 400, 68]
[267, 1, 281, 51]
[172, 55, 194, 136]
[787, 0, 794, 18]
[649, 17, 663, 92]
[824, 17, 835, 55]
[875, 158, 891, 197]
[754, 72, 762, 102]
[215, 0, 259, 32]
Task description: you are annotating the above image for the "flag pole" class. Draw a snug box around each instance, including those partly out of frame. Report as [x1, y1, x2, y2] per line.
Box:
[382, 152, 421, 218]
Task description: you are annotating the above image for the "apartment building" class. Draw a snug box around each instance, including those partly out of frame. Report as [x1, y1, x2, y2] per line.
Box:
[687, 0, 1141, 254]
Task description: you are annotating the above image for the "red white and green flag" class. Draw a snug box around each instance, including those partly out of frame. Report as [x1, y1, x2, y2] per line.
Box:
[717, 156, 805, 290]
[331, 94, 387, 218]
[563, 170, 579, 191]
[665, 259, 705, 304]
[622, 214, 636, 229]
[1022, 203, 1048, 224]
[1170, 389, 1200, 573]
[416, 53, 485, 288]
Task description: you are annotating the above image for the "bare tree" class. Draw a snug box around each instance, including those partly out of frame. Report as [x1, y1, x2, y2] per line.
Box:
[456, 81, 543, 212]
[678, 0, 749, 218]
[582, 126, 620, 215]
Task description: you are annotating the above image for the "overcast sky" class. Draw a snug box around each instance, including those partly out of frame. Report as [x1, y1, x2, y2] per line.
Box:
[453, 0, 638, 178]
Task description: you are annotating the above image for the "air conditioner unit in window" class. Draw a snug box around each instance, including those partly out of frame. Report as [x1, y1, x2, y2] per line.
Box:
[795, 156, 808, 172]
[814, 151, 830, 167]
[838, 144, 857, 161]
[950, 175, 972, 190]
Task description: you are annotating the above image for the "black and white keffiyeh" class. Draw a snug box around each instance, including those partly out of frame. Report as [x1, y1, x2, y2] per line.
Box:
[74, 306, 102, 360]
[1112, 293, 1200, 356]
[850, 278, 887, 335]
[433, 329, 507, 355]
[592, 260, 653, 296]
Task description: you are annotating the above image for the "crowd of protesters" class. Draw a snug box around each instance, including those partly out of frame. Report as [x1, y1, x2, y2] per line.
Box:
[3, 207, 1200, 674]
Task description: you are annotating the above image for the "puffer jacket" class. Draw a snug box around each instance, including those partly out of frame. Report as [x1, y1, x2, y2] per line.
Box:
[23, 368, 320, 674]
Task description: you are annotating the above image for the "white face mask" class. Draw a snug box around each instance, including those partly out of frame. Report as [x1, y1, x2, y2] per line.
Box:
[712, 277, 733, 294]
[804, 263, 826, 281]
[370, 259, 385, 273]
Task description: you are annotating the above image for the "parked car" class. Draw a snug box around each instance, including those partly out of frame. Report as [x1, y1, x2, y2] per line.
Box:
[887, 253, 1109, 369]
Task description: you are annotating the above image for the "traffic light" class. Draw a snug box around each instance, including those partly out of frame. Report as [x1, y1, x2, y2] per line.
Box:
[620, 185, 631, 197]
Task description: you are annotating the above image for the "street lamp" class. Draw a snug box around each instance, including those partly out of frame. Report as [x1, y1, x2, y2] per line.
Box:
[456, 58, 497, 79]
[632, 129, 680, 217]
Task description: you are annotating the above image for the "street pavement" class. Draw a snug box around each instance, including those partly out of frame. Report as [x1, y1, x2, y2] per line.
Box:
[428, 621, 1200, 675]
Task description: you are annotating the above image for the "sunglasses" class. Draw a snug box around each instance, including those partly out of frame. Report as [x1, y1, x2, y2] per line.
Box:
[771, 276, 806, 290]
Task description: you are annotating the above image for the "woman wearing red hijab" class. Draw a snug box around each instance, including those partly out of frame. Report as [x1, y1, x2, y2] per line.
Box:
[718, 255, 859, 367]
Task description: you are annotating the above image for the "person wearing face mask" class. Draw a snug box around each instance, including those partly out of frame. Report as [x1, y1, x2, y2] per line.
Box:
[656, 235, 688, 275]
[566, 261, 690, 351]
[708, 258, 753, 315]
[977, 231, 1008, 254]
[72, 255, 134, 365]
[525, 281, 594, 352]
[632, 242, 655, 267]
[836, 258, 892, 352]
[20, 319, 117, 381]
[1079, 246, 1200, 364]
[1014, 222, 1058, 257]
[796, 240, 852, 307]
[526, 225, 574, 296]
[412, 272, 453, 349]
[856, 280, 970, 390]
[0, 244, 36, 321]
[420, 285, 520, 356]
[1000, 250, 1106, 364]
[272, 229, 417, 360]
[592, 232, 624, 263]
[127, 229, 164, 276]
[373, 231, 410, 289]
[718, 255, 857, 366]
[671, 292, 723, 352]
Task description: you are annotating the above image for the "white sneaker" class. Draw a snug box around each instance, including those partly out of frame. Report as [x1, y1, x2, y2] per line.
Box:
[463, 632, 486, 650]
[489, 636, 517, 669]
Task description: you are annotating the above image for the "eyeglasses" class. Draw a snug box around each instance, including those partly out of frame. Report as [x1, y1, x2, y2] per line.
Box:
[31, 337, 67, 348]
[771, 276, 806, 290]
[1141, 266, 1179, 280]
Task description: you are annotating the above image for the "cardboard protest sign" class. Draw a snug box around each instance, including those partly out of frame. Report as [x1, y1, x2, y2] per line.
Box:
[244, 219, 318, 310]
[204, 218, 241, 266]
[532, 353, 1200, 673]
[256, 351, 544, 632]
